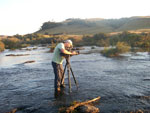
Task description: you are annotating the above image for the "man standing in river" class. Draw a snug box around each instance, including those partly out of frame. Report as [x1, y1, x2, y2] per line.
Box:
[51, 40, 78, 96]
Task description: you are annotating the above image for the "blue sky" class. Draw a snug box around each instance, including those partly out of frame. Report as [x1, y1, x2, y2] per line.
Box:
[0, 0, 150, 35]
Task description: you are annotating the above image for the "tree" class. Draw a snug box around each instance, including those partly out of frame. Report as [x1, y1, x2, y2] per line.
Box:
[93, 33, 108, 40]
[40, 21, 62, 30]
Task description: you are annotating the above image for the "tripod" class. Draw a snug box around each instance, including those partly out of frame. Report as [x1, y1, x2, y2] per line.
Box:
[61, 55, 78, 92]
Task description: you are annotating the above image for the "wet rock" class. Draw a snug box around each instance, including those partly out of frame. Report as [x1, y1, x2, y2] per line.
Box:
[6, 108, 17, 113]
[24, 48, 32, 51]
[143, 78, 150, 81]
[6, 106, 31, 113]
[64, 97, 100, 113]
[6, 54, 30, 56]
[91, 46, 96, 49]
[23, 60, 35, 64]
[33, 47, 38, 50]
[76, 105, 100, 113]
[72, 47, 85, 50]
[123, 109, 145, 113]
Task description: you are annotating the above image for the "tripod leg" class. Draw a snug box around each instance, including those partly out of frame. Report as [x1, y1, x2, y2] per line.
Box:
[70, 66, 78, 89]
[67, 64, 71, 93]
[60, 62, 67, 85]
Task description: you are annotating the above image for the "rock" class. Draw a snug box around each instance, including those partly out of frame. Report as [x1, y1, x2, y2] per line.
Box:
[76, 105, 100, 113]
[6, 54, 30, 56]
[6, 108, 17, 113]
[72, 47, 85, 50]
[23, 60, 35, 64]
[65, 97, 101, 113]
[25, 48, 32, 51]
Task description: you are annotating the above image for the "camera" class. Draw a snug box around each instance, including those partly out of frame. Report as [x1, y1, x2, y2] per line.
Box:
[60, 47, 80, 57]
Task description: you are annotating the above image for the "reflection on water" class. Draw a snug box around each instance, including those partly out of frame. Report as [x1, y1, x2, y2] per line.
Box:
[0, 46, 150, 113]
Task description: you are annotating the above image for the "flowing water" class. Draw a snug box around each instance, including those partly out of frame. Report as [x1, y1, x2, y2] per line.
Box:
[0, 46, 150, 113]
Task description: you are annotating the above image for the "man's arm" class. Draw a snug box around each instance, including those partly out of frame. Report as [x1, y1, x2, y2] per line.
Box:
[60, 49, 77, 55]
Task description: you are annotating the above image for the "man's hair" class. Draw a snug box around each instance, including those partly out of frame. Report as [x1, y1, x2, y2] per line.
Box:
[64, 40, 73, 45]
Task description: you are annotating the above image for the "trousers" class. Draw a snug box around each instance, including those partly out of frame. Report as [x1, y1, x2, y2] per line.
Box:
[52, 62, 64, 92]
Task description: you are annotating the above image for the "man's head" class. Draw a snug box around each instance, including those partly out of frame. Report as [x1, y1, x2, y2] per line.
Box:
[64, 40, 73, 48]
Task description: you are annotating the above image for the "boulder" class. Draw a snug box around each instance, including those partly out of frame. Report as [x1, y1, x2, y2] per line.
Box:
[76, 104, 100, 113]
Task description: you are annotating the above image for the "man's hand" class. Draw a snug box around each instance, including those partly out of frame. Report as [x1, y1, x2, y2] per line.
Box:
[71, 51, 79, 55]
[61, 49, 79, 56]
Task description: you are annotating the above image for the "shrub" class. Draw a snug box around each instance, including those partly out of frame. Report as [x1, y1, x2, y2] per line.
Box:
[101, 47, 119, 57]
[116, 42, 131, 53]
[2, 37, 22, 50]
[50, 41, 57, 52]
[0, 41, 5, 52]
[101, 42, 131, 57]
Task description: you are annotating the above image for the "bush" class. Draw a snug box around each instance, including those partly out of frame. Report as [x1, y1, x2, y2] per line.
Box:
[101, 42, 131, 57]
[0, 41, 5, 52]
[50, 41, 57, 52]
[116, 42, 131, 53]
[2, 37, 22, 50]
[101, 47, 119, 57]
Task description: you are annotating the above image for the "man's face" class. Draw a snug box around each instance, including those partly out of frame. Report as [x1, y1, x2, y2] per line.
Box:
[65, 42, 72, 48]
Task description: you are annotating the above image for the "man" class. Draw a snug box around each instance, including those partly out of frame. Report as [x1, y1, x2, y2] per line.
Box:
[51, 40, 78, 94]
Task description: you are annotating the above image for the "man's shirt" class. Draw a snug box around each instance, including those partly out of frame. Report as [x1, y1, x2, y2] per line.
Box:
[52, 43, 65, 64]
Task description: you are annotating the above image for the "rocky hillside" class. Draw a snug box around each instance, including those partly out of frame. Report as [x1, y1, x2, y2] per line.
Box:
[37, 16, 150, 35]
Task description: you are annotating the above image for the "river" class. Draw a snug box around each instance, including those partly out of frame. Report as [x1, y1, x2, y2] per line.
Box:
[0, 46, 150, 113]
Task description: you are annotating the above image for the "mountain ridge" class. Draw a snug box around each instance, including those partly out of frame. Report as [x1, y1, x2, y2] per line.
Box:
[37, 16, 150, 35]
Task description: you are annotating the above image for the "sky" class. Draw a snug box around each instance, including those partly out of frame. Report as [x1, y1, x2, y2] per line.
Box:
[0, 0, 150, 35]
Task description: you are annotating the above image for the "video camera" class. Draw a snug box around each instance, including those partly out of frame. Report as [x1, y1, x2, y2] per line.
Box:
[60, 47, 80, 57]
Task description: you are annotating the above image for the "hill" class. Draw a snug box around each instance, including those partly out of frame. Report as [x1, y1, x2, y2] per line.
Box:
[36, 16, 150, 35]
[0, 35, 8, 40]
